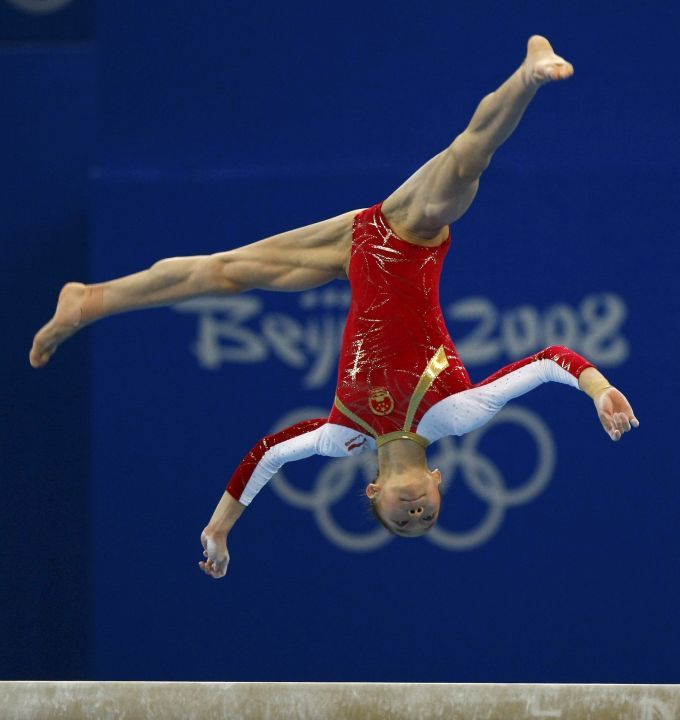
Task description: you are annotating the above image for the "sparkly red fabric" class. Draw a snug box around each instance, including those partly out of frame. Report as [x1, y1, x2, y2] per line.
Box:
[474, 346, 594, 388]
[226, 203, 596, 503]
[227, 418, 326, 502]
[328, 203, 472, 436]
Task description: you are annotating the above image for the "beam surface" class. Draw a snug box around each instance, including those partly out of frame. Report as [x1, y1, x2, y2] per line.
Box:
[1, 682, 679, 720]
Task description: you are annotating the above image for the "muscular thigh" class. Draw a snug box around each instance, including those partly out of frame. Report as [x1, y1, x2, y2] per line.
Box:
[382, 140, 483, 240]
[214, 209, 359, 293]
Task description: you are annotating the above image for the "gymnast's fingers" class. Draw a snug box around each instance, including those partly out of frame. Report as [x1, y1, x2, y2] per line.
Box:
[599, 413, 613, 435]
[616, 414, 630, 433]
[199, 559, 215, 575]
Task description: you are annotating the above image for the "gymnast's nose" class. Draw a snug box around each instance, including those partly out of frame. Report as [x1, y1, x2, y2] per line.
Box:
[408, 506, 424, 516]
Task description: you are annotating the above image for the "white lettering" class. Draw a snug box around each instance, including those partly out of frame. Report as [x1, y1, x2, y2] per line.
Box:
[177, 296, 267, 368]
[447, 292, 629, 368]
[174, 291, 630, 386]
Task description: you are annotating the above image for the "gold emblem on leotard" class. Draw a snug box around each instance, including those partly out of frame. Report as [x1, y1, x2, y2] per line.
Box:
[368, 387, 394, 416]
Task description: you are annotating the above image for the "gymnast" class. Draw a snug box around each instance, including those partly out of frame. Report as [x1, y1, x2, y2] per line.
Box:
[30, 36, 638, 578]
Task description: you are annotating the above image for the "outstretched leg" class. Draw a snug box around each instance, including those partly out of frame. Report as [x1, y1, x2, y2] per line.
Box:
[30, 256, 228, 368]
[382, 35, 574, 239]
[29, 209, 356, 367]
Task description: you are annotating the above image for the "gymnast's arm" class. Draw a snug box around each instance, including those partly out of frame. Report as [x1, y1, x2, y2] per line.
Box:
[199, 419, 370, 579]
[416, 346, 639, 443]
[199, 492, 244, 579]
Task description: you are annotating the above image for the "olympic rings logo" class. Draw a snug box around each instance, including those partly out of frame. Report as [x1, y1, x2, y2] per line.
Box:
[270, 405, 556, 552]
[5, 0, 74, 14]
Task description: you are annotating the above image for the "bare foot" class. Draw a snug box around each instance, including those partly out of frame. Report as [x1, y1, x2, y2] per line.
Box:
[523, 35, 574, 86]
[29, 282, 99, 368]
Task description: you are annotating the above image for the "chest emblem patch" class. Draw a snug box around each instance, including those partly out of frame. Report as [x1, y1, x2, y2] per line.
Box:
[369, 387, 394, 416]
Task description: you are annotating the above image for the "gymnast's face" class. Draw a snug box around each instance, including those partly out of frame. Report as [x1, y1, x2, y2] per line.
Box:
[366, 468, 442, 537]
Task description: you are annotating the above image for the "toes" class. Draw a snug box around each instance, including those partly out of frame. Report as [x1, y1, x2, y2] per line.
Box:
[550, 62, 573, 81]
[29, 352, 49, 369]
[559, 62, 574, 79]
[535, 56, 574, 83]
[29, 337, 53, 367]
[29, 343, 43, 367]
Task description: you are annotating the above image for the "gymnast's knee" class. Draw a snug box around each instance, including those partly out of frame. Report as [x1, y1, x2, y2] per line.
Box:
[195, 255, 242, 294]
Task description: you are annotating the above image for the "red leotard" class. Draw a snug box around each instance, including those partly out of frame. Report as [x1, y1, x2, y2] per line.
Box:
[226, 202, 595, 506]
[328, 203, 472, 445]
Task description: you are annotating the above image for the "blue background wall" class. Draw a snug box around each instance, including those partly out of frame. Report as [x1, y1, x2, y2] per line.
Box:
[3, 1, 679, 681]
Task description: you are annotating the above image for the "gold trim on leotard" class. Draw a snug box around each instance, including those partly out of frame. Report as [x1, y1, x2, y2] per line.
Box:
[403, 345, 449, 434]
[334, 345, 447, 449]
[334, 396, 379, 438]
[375, 431, 430, 449]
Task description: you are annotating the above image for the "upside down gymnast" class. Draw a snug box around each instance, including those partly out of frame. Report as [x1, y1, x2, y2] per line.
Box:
[30, 36, 638, 579]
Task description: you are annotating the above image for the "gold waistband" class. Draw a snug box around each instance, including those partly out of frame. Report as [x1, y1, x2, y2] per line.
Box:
[375, 431, 430, 449]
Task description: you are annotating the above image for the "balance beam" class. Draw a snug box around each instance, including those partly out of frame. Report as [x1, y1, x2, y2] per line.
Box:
[2, 682, 679, 719]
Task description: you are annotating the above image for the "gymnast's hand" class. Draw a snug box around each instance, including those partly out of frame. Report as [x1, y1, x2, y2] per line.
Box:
[594, 387, 639, 442]
[199, 529, 230, 579]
